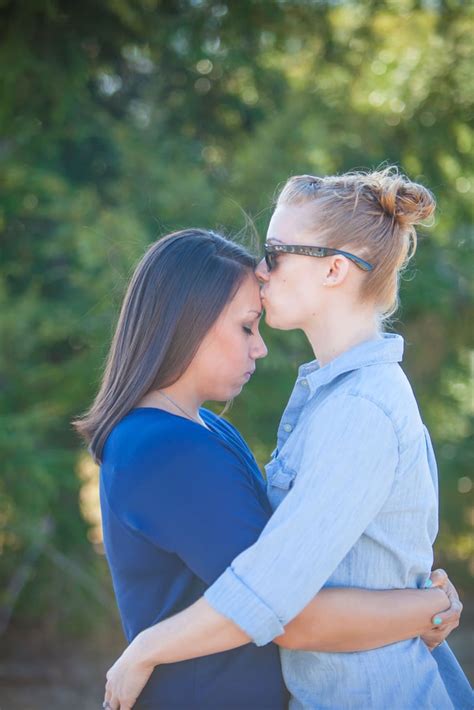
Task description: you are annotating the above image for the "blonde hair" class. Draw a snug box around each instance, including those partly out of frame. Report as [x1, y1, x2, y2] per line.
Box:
[276, 166, 436, 318]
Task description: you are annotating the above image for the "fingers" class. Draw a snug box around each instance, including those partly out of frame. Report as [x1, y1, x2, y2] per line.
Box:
[422, 619, 458, 652]
[431, 605, 461, 629]
[428, 568, 448, 588]
[104, 678, 112, 701]
[104, 679, 120, 710]
[421, 626, 444, 648]
[431, 578, 463, 627]
[104, 685, 135, 710]
[103, 686, 111, 706]
[103, 696, 119, 710]
[428, 569, 463, 628]
[444, 580, 461, 608]
[426, 639, 443, 652]
[428, 616, 450, 633]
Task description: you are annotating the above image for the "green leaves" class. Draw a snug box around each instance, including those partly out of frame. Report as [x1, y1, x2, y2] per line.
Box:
[1, 0, 472, 629]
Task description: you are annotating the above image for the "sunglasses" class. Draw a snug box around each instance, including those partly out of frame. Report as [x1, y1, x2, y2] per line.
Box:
[264, 243, 374, 272]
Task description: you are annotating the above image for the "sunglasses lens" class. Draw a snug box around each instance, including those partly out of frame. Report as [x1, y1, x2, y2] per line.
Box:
[265, 252, 274, 271]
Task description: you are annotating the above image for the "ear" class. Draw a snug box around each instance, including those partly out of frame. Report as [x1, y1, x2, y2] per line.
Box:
[322, 255, 350, 287]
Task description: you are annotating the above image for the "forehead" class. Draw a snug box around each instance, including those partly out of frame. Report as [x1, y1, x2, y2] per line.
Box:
[267, 203, 319, 244]
[226, 272, 262, 313]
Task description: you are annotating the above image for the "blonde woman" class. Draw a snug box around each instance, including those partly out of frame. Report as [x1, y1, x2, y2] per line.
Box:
[102, 170, 472, 709]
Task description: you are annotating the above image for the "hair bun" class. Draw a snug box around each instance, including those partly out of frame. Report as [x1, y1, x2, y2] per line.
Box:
[369, 168, 436, 227]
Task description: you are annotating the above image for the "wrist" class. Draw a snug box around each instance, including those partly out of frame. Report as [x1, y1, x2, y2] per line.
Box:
[134, 627, 162, 668]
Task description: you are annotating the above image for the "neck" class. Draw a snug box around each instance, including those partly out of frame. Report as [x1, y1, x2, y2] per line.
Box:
[303, 303, 380, 368]
[140, 376, 204, 422]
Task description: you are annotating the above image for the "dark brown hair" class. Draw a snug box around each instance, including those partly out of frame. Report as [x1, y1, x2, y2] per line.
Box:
[73, 229, 256, 462]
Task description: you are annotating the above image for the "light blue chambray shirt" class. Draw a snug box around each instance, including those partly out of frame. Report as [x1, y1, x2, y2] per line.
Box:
[205, 334, 473, 709]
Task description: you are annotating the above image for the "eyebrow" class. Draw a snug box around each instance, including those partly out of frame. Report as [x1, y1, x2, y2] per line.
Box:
[265, 237, 284, 245]
[247, 309, 262, 318]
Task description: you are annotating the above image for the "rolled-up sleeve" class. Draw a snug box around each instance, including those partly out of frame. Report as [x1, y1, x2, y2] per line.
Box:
[204, 394, 400, 645]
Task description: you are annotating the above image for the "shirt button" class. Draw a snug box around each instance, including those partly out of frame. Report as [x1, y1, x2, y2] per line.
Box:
[300, 378, 309, 387]
[283, 423, 293, 433]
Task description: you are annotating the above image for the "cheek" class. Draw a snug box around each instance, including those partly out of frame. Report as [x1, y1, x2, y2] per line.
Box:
[266, 270, 299, 308]
[205, 332, 248, 374]
[266, 270, 321, 324]
[265, 273, 286, 302]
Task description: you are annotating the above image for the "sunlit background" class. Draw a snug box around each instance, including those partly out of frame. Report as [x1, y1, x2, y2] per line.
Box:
[1, 0, 472, 706]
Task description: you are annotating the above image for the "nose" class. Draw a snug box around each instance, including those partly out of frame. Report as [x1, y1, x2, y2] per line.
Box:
[252, 332, 268, 360]
[255, 257, 270, 282]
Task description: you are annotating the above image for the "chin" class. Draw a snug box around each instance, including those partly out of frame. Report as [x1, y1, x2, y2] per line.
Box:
[264, 311, 290, 331]
[263, 308, 276, 328]
[263, 303, 284, 330]
[211, 385, 243, 402]
[231, 384, 244, 398]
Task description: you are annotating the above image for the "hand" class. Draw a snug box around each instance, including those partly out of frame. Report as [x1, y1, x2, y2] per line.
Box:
[421, 568, 462, 651]
[104, 632, 155, 710]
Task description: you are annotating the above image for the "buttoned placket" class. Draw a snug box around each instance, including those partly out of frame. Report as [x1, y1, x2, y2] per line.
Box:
[275, 373, 318, 453]
[274, 336, 405, 459]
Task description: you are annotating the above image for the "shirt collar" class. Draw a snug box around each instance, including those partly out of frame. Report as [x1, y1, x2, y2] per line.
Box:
[298, 333, 404, 394]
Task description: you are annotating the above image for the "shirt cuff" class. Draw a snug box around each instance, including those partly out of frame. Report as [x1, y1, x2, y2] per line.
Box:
[204, 567, 285, 646]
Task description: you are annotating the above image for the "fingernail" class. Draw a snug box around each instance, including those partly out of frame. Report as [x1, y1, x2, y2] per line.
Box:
[433, 617, 442, 625]
[424, 578, 433, 588]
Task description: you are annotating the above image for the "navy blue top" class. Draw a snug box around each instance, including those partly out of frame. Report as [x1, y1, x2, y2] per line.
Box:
[100, 407, 288, 709]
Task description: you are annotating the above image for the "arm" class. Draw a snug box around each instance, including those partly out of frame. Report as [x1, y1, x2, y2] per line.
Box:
[104, 580, 460, 710]
[113, 584, 452, 664]
[276, 585, 448, 651]
[104, 397, 461, 707]
[104, 398, 460, 707]
[203, 394, 402, 643]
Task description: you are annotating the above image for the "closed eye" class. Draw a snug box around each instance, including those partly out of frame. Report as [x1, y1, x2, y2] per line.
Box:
[243, 326, 253, 335]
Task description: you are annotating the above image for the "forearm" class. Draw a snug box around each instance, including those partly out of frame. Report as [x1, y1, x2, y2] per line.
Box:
[133, 597, 250, 666]
[275, 587, 448, 652]
[119, 586, 449, 670]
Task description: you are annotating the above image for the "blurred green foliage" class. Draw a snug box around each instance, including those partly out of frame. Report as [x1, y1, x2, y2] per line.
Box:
[0, 0, 473, 631]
